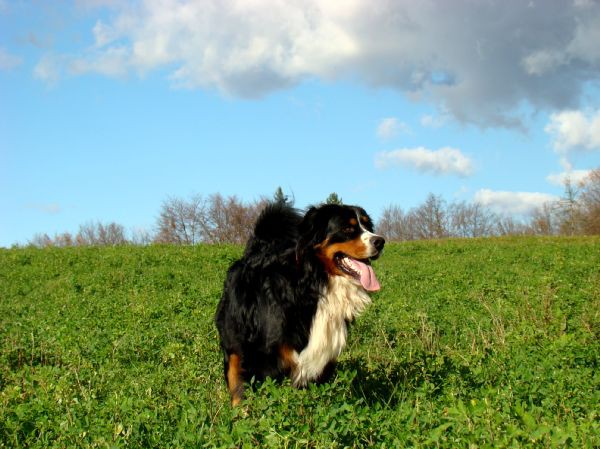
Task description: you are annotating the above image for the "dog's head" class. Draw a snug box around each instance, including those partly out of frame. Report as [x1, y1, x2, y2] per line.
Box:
[298, 204, 385, 291]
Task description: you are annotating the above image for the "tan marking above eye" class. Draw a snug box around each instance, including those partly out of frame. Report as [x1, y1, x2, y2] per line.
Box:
[360, 216, 369, 223]
[349, 218, 358, 226]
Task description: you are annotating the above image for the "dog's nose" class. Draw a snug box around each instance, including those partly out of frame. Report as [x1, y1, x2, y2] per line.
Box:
[371, 236, 385, 252]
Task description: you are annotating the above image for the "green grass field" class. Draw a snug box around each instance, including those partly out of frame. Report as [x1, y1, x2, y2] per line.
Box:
[1, 237, 599, 448]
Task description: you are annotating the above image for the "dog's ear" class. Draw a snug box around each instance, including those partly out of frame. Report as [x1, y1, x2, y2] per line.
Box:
[296, 206, 328, 260]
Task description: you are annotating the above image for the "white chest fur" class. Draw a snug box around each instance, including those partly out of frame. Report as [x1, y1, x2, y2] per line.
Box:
[292, 276, 372, 387]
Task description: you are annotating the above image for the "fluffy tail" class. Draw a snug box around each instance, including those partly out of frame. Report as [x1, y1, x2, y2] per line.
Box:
[244, 202, 302, 256]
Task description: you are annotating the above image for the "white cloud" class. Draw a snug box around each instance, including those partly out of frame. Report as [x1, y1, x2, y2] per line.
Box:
[89, 0, 361, 97]
[376, 117, 410, 140]
[420, 113, 449, 129]
[0, 46, 22, 70]
[77, 0, 119, 7]
[545, 109, 600, 152]
[546, 169, 591, 186]
[27, 203, 62, 215]
[93, 20, 118, 47]
[33, 53, 62, 84]
[37, 0, 600, 127]
[522, 49, 568, 76]
[69, 46, 131, 78]
[375, 147, 474, 177]
[474, 189, 557, 215]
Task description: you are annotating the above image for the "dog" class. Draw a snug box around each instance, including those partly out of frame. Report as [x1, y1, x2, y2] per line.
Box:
[215, 202, 385, 405]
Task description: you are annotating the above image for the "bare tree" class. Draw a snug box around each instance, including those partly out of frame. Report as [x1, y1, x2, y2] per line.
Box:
[579, 168, 600, 234]
[75, 221, 127, 246]
[411, 194, 449, 239]
[98, 222, 127, 245]
[528, 203, 558, 236]
[204, 194, 267, 244]
[496, 215, 529, 236]
[448, 201, 497, 238]
[380, 197, 540, 240]
[154, 193, 268, 245]
[204, 194, 241, 243]
[77, 222, 99, 245]
[378, 205, 410, 241]
[29, 222, 128, 247]
[130, 227, 154, 245]
[53, 232, 74, 247]
[29, 233, 53, 248]
[155, 195, 206, 244]
[556, 179, 583, 236]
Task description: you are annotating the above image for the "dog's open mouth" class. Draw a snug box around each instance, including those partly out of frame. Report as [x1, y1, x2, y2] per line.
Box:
[335, 254, 381, 292]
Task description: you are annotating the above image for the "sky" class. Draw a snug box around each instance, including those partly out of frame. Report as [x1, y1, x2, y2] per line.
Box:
[1, 0, 600, 247]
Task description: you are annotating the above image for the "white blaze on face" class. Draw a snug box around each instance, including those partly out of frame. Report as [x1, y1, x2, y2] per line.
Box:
[357, 211, 382, 258]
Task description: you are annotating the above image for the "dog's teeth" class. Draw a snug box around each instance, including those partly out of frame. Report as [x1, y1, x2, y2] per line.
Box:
[341, 258, 359, 276]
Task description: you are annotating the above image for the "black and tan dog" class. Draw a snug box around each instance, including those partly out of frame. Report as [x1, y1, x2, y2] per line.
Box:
[215, 202, 384, 405]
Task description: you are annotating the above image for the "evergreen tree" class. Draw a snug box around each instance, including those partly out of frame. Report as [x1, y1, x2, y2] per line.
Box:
[325, 192, 343, 205]
[273, 186, 291, 205]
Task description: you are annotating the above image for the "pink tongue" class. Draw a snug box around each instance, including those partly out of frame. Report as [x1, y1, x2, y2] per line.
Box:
[349, 258, 381, 292]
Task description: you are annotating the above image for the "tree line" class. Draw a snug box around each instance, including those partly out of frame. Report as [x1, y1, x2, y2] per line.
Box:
[379, 169, 599, 240]
[28, 169, 599, 247]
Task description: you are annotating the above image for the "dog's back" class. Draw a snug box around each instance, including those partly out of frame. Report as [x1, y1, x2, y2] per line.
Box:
[215, 202, 313, 385]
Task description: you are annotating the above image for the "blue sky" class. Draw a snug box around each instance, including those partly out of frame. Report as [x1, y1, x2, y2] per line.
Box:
[2, 0, 600, 247]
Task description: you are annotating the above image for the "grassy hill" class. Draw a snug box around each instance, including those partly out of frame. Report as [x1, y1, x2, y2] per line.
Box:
[1, 238, 598, 448]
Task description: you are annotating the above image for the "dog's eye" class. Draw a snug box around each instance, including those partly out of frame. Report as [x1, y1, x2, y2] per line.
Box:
[343, 226, 355, 234]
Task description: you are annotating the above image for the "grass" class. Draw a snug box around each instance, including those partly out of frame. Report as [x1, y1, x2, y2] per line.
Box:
[1, 237, 599, 448]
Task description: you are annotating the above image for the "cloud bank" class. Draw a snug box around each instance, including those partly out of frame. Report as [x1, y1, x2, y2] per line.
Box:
[474, 189, 557, 215]
[545, 109, 600, 152]
[40, 0, 600, 127]
[375, 147, 473, 177]
[376, 117, 410, 140]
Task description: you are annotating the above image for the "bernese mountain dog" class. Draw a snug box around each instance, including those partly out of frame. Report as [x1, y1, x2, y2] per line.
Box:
[215, 202, 385, 405]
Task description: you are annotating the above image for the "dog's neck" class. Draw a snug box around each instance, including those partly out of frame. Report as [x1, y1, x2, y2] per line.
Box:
[324, 276, 372, 321]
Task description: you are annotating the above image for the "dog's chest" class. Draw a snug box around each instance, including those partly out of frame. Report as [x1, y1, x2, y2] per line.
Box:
[293, 277, 371, 386]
